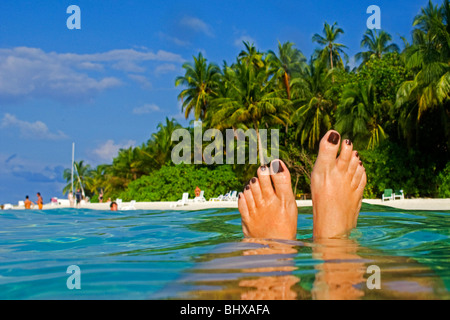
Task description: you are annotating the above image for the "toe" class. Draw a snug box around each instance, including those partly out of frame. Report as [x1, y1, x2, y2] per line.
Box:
[238, 192, 250, 222]
[336, 139, 354, 172]
[257, 165, 275, 199]
[347, 151, 360, 177]
[314, 130, 341, 173]
[243, 184, 257, 215]
[351, 162, 365, 190]
[269, 160, 293, 201]
[249, 177, 264, 207]
[356, 171, 367, 195]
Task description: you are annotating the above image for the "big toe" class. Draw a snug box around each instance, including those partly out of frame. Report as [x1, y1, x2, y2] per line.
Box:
[270, 160, 293, 202]
[313, 130, 341, 173]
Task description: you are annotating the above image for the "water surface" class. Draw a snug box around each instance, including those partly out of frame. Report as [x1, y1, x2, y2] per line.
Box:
[0, 204, 448, 299]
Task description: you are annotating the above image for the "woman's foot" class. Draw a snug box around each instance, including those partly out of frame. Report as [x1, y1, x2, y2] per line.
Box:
[238, 160, 298, 240]
[311, 130, 366, 239]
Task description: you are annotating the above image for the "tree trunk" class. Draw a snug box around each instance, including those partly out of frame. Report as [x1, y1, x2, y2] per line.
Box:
[293, 175, 299, 199]
[255, 124, 266, 166]
[284, 72, 291, 100]
[329, 44, 335, 83]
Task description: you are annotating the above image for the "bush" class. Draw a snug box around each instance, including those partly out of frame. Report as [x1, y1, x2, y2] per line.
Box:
[119, 163, 242, 201]
[359, 141, 439, 198]
[437, 162, 450, 198]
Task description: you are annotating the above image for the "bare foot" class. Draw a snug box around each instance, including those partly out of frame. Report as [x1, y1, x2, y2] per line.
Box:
[238, 160, 298, 240]
[311, 130, 367, 239]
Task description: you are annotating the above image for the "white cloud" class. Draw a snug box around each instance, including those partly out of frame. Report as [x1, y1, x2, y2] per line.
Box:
[128, 74, 152, 89]
[91, 139, 136, 163]
[0, 113, 68, 140]
[0, 47, 185, 102]
[158, 32, 191, 47]
[155, 63, 177, 75]
[180, 16, 214, 37]
[132, 103, 161, 114]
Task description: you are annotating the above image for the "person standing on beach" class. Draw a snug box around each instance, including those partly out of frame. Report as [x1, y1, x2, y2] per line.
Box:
[75, 189, 82, 208]
[195, 186, 201, 197]
[36, 192, 43, 210]
[24, 196, 34, 209]
[68, 192, 74, 207]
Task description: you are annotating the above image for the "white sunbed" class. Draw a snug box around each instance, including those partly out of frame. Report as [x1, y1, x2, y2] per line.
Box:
[193, 190, 206, 203]
[116, 199, 123, 209]
[223, 191, 237, 201]
[209, 194, 224, 201]
[171, 193, 190, 207]
[18, 201, 25, 208]
[122, 200, 136, 210]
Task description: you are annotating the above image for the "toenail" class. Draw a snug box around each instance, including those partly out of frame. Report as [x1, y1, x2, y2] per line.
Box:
[355, 151, 359, 158]
[272, 160, 284, 173]
[238, 193, 241, 199]
[359, 161, 363, 166]
[328, 132, 340, 145]
[251, 177, 257, 184]
[345, 139, 352, 145]
[260, 165, 267, 171]
[245, 184, 250, 190]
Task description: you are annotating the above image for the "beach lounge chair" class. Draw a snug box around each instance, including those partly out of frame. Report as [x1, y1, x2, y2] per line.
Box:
[122, 200, 136, 210]
[3, 204, 12, 210]
[382, 189, 394, 201]
[224, 191, 237, 201]
[171, 193, 190, 207]
[193, 191, 206, 202]
[18, 201, 25, 208]
[116, 199, 122, 209]
[394, 190, 404, 200]
[209, 194, 224, 201]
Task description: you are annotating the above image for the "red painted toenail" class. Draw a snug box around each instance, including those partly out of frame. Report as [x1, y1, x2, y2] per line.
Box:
[245, 184, 250, 190]
[345, 139, 352, 145]
[355, 152, 359, 157]
[328, 132, 340, 145]
[251, 177, 257, 184]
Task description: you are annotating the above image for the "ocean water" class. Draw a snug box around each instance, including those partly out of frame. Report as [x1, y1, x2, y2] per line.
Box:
[0, 204, 448, 300]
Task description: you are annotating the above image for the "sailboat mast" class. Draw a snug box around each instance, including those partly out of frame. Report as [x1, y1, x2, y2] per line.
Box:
[71, 142, 75, 195]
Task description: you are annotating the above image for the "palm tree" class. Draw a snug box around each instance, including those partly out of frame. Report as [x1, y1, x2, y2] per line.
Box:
[336, 80, 387, 149]
[292, 58, 333, 150]
[85, 164, 111, 196]
[210, 60, 291, 165]
[63, 160, 92, 195]
[146, 117, 183, 168]
[312, 21, 348, 76]
[396, 0, 449, 144]
[238, 41, 265, 70]
[355, 29, 400, 66]
[175, 52, 221, 120]
[267, 41, 307, 100]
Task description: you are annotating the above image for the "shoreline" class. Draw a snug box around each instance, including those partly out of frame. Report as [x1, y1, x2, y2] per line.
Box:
[3, 198, 450, 211]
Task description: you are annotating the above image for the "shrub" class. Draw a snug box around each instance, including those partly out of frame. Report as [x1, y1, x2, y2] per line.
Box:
[119, 163, 242, 201]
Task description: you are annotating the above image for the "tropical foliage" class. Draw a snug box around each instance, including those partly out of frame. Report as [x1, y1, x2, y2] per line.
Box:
[64, 0, 449, 201]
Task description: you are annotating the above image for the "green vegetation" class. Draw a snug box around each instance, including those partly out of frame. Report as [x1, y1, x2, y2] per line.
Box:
[64, 0, 449, 201]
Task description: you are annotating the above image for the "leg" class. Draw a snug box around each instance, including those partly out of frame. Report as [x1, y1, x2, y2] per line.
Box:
[311, 130, 366, 239]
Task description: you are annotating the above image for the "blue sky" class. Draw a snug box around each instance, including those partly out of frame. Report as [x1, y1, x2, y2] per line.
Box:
[0, 0, 438, 204]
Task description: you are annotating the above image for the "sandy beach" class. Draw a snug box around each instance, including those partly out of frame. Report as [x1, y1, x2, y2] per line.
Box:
[8, 198, 449, 211]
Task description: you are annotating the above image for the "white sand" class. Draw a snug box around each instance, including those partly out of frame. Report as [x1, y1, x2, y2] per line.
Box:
[11, 198, 448, 211]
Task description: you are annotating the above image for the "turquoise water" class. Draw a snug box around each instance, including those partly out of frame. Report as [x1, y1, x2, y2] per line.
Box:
[0, 204, 448, 299]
